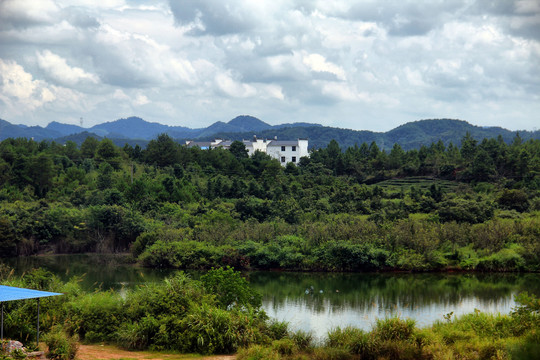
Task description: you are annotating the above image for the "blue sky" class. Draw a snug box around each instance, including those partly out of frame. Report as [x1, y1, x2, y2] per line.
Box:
[0, 0, 539, 131]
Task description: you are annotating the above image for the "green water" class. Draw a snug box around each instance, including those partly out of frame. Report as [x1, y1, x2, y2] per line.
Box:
[3, 254, 540, 338]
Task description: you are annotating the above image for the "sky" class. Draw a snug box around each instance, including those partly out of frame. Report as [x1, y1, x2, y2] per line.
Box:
[0, 0, 539, 132]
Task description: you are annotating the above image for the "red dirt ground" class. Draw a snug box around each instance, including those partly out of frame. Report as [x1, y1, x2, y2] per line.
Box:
[77, 344, 236, 360]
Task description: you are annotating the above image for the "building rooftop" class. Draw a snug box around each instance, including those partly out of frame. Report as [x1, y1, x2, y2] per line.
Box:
[267, 140, 302, 146]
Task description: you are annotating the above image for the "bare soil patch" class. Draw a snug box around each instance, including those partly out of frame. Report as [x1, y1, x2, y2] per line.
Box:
[77, 344, 235, 360]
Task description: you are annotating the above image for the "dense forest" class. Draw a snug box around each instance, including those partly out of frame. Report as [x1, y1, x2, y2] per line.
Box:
[0, 132, 539, 272]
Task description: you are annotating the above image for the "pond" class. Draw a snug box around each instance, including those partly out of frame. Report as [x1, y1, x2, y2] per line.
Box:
[3, 254, 540, 339]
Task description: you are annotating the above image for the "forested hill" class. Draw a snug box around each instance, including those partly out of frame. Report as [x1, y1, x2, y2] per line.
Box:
[208, 119, 540, 150]
[1, 116, 539, 150]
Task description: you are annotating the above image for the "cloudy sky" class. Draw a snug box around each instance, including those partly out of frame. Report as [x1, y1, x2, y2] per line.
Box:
[0, 0, 539, 131]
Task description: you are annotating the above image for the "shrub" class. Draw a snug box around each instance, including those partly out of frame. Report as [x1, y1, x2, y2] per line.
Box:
[508, 329, 540, 360]
[64, 291, 124, 342]
[290, 330, 314, 351]
[456, 245, 480, 269]
[43, 327, 78, 360]
[394, 249, 428, 271]
[237, 345, 281, 360]
[326, 325, 375, 357]
[201, 266, 262, 310]
[476, 246, 525, 271]
[272, 338, 298, 355]
[266, 320, 289, 340]
[314, 242, 389, 271]
[179, 303, 238, 354]
[115, 316, 159, 350]
[373, 317, 416, 341]
[498, 189, 529, 212]
[438, 198, 494, 224]
[312, 347, 353, 360]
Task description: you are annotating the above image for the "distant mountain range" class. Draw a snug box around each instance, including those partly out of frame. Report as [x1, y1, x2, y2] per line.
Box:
[0, 116, 538, 151]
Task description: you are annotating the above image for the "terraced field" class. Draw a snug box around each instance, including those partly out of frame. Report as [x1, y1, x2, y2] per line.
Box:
[374, 177, 461, 192]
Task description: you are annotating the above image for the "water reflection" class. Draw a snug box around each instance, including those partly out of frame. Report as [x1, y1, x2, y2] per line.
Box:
[2, 255, 539, 338]
[1, 254, 177, 290]
[247, 271, 540, 338]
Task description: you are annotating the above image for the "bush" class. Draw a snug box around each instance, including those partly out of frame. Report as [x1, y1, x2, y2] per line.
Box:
[237, 345, 281, 360]
[509, 329, 540, 360]
[266, 320, 289, 340]
[139, 240, 222, 269]
[64, 291, 125, 342]
[290, 330, 314, 351]
[438, 198, 494, 224]
[476, 246, 526, 271]
[456, 245, 480, 269]
[179, 303, 239, 354]
[498, 189, 530, 212]
[201, 266, 262, 310]
[43, 327, 78, 360]
[373, 317, 416, 341]
[115, 316, 159, 350]
[314, 242, 389, 271]
[272, 338, 298, 355]
[326, 326, 371, 354]
[312, 347, 353, 360]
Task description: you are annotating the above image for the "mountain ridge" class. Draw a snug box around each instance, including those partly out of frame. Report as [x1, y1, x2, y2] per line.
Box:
[0, 116, 538, 151]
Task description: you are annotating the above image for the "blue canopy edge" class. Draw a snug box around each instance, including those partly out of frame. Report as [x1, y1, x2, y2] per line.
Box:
[1, 285, 63, 346]
[0, 285, 63, 302]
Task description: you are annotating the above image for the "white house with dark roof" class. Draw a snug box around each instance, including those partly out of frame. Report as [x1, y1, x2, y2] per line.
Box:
[266, 139, 308, 165]
[186, 136, 309, 165]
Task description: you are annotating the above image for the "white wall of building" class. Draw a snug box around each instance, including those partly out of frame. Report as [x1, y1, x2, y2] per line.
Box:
[266, 139, 309, 166]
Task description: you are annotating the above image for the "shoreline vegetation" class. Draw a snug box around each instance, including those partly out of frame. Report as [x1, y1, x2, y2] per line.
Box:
[1, 267, 539, 359]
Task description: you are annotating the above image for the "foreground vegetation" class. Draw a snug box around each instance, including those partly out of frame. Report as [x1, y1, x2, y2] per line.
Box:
[1, 268, 539, 359]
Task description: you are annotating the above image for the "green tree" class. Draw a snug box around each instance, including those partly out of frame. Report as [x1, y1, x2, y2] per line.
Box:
[229, 140, 248, 159]
[0, 217, 18, 257]
[144, 134, 179, 167]
[460, 132, 477, 162]
[96, 139, 118, 163]
[388, 143, 405, 170]
[471, 148, 495, 181]
[80, 137, 99, 158]
[97, 162, 114, 190]
[26, 153, 55, 197]
[498, 189, 529, 212]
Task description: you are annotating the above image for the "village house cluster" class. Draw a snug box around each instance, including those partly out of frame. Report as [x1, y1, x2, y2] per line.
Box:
[185, 136, 309, 166]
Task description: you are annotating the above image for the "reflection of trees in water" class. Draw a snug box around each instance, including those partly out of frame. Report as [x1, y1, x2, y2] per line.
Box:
[251, 272, 540, 314]
[2, 254, 177, 290]
[4, 256, 540, 315]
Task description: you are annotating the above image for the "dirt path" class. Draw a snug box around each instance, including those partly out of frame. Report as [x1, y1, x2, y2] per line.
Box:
[77, 344, 236, 360]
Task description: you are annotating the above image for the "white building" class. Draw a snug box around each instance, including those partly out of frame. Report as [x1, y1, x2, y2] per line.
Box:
[266, 139, 308, 165]
[186, 136, 309, 166]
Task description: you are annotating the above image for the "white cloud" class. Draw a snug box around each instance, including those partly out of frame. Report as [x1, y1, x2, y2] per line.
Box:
[36, 50, 99, 86]
[0, 58, 56, 115]
[113, 89, 129, 100]
[215, 72, 257, 98]
[302, 53, 347, 80]
[57, 0, 125, 8]
[133, 93, 150, 106]
[0, 0, 60, 28]
[0, 0, 538, 131]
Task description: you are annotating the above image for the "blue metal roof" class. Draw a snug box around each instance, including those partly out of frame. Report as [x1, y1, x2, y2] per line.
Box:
[0, 285, 63, 302]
